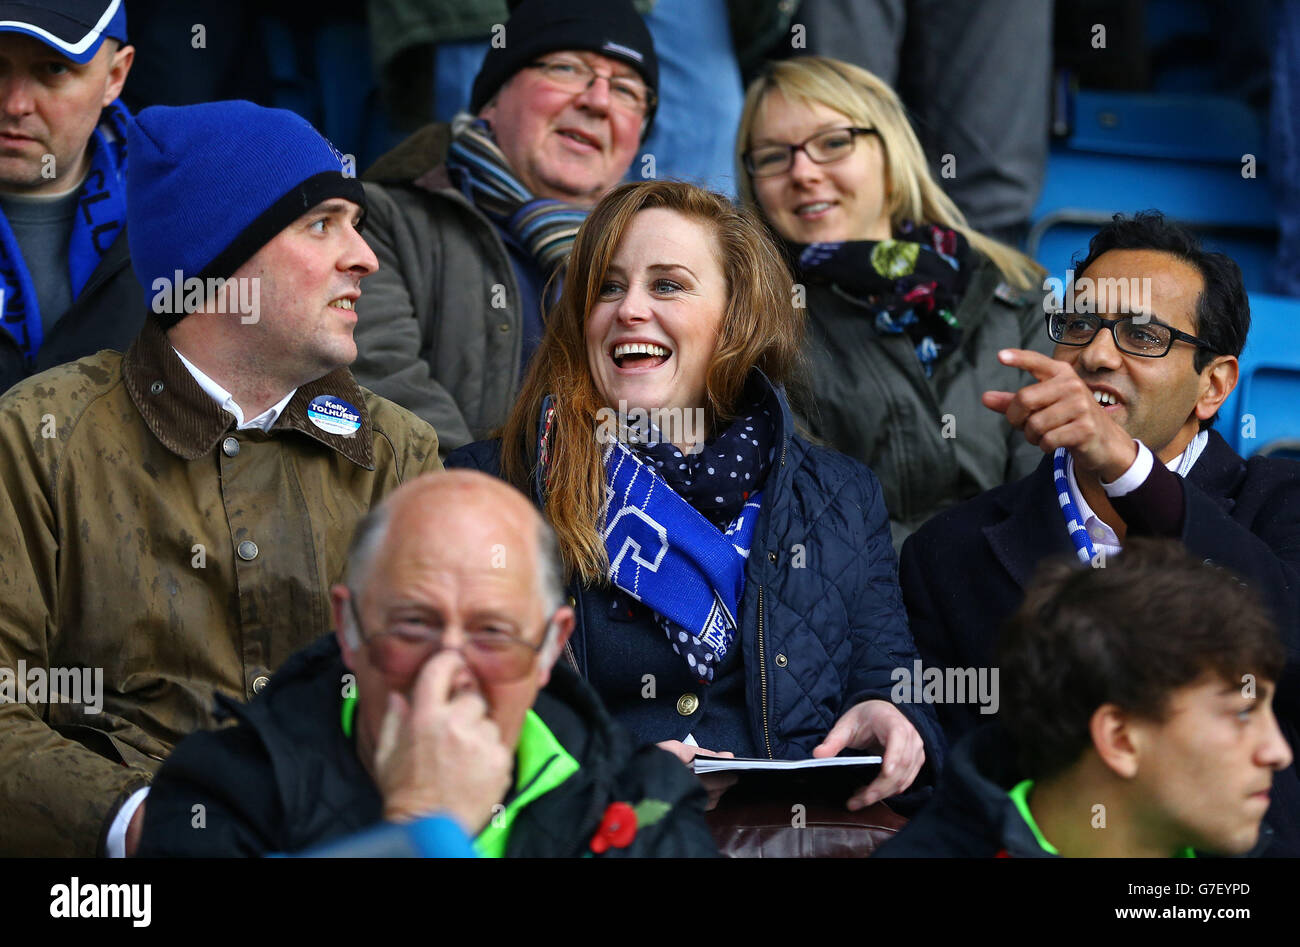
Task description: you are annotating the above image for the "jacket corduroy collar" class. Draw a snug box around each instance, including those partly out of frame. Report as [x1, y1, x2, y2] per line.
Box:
[122, 318, 375, 469]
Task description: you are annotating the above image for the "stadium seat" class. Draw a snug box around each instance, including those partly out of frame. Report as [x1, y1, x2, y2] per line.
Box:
[1217, 292, 1300, 457]
[1030, 89, 1276, 291]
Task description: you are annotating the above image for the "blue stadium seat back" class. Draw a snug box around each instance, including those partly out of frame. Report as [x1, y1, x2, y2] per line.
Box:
[1200, 232, 1275, 295]
[1030, 86, 1276, 285]
[1032, 149, 1274, 233]
[1031, 219, 1275, 295]
[1242, 367, 1300, 457]
[1032, 219, 1098, 286]
[1068, 91, 1262, 163]
[1227, 293, 1300, 458]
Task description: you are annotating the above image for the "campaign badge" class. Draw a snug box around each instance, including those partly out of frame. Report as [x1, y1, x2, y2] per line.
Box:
[307, 395, 362, 437]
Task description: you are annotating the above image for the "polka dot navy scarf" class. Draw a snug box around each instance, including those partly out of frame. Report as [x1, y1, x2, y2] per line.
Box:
[631, 394, 778, 532]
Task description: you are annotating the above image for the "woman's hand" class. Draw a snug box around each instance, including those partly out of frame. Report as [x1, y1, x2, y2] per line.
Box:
[656, 740, 738, 811]
[811, 700, 926, 810]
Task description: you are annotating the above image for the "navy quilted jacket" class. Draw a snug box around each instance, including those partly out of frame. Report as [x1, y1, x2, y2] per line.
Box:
[447, 375, 946, 773]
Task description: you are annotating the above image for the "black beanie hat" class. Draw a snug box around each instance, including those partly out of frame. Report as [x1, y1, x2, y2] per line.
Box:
[470, 0, 658, 136]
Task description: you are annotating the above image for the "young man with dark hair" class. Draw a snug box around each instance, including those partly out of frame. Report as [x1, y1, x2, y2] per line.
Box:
[879, 539, 1292, 857]
[900, 210, 1300, 853]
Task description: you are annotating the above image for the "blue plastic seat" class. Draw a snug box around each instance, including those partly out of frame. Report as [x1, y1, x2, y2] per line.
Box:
[1217, 292, 1300, 457]
[1030, 88, 1277, 292]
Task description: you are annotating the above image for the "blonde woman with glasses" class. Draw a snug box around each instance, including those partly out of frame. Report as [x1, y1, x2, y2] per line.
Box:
[736, 56, 1051, 548]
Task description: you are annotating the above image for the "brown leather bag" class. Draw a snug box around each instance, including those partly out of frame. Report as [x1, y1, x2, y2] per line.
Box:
[706, 792, 908, 858]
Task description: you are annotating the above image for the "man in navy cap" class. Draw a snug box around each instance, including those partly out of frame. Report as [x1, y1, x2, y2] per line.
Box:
[0, 0, 139, 393]
[353, 0, 658, 454]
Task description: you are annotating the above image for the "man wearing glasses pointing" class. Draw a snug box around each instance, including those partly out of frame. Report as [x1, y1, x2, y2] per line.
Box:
[138, 470, 716, 857]
[352, 0, 657, 456]
[899, 211, 1300, 855]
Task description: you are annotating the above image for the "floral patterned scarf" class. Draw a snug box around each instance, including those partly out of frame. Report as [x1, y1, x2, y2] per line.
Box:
[790, 221, 974, 377]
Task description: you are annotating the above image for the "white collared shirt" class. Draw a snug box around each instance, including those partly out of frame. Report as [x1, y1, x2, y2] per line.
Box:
[1065, 431, 1210, 555]
[172, 347, 296, 432]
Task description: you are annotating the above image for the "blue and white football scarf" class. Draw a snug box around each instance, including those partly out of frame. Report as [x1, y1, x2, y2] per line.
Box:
[1053, 447, 1097, 564]
[0, 100, 130, 364]
[1054, 432, 1209, 563]
[602, 437, 762, 682]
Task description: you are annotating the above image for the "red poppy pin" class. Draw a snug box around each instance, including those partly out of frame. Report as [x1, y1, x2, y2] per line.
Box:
[589, 799, 671, 854]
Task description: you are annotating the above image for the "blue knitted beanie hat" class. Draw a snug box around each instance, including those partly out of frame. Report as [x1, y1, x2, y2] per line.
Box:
[127, 100, 365, 326]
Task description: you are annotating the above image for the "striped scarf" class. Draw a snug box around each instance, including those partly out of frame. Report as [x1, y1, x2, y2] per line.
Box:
[1053, 447, 1096, 564]
[445, 117, 586, 273]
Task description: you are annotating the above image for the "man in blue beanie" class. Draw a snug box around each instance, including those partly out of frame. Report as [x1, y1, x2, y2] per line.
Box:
[0, 100, 442, 857]
[353, 0, 657, 455]
[0, 0, 139, 394]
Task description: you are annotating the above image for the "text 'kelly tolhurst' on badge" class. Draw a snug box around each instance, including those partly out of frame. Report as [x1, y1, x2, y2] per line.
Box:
[307, 395, 361, 437]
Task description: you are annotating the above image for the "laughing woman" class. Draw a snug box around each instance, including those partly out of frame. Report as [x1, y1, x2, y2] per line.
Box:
[448, 180, 943, 811]
[736, 56, 1049, 549]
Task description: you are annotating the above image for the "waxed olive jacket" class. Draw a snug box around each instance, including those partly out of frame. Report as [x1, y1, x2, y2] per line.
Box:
[0, 319, 441, 855]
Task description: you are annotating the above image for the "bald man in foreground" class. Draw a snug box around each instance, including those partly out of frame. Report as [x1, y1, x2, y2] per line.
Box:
[138, 470, 716, 857]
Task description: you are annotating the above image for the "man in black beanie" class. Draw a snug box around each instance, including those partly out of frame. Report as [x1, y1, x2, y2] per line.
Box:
[352, 0, 658, 455]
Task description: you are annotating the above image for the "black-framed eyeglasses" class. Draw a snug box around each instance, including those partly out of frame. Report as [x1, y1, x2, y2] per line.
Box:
[1046, 310, 1219, 359]
[526, 57, 655, 115]
[346, 594, 549, 682]
[743, 127, 878, 177]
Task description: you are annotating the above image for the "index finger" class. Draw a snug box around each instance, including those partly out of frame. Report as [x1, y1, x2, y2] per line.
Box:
[997, 348, 1071, 383]
[811, 717, 853, 758]
[411, 649, 476, 710]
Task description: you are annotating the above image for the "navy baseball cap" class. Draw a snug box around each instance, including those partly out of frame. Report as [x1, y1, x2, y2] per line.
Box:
[0, 0, 128, 65]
